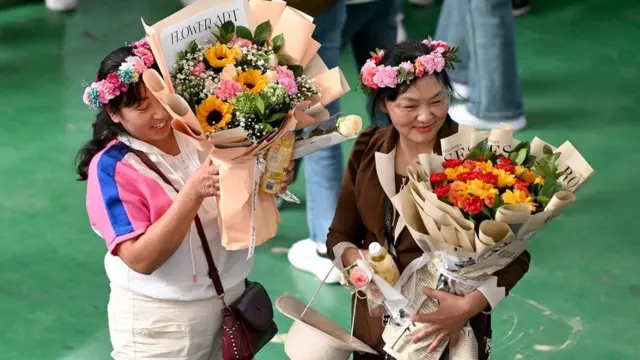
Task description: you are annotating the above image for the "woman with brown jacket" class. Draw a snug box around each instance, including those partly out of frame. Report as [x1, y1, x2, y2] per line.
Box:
[326, 40, 531, 359]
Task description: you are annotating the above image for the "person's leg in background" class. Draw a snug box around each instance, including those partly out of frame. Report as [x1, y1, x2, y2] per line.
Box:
[435, 0, 471, 100]
[343, 0, 399, 128]
[439, 0, 526, 130]
[287, 0, 346, 283]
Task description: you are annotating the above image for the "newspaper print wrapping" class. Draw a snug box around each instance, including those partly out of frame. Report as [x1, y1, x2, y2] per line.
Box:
[381, 124, 594, 360]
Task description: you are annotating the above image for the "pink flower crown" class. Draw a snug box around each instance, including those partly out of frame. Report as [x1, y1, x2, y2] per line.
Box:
[359, 39, 459, 93]
[82, 39, 155, 109]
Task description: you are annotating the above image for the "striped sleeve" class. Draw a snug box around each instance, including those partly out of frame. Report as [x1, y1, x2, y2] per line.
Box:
[86, 142, 151, 253]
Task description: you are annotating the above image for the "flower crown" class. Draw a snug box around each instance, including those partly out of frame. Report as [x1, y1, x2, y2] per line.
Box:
[359, 39, 459, 93]
[82, 39, 155, 109]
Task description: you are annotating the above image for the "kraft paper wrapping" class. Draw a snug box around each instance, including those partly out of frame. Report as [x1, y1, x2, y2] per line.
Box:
[379, 126, 592, 360]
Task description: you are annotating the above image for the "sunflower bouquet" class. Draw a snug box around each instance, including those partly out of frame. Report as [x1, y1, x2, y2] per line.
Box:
[171, 20, 320, 142]
[381, 124, 594, 359]
[141, 0, 352, 256]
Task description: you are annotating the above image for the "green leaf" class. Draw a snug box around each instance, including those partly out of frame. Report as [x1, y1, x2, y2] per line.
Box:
[289, 64, 304, 78]
[220, 21, 235, 35]
[255, 95, 265, 117]
[492, 194, 504, 210]
[235, 26, 253, 41]
[542, 144, 554, 156]
[536, 196, 550, 208]
[481, 207, 494, 220]
[276, 53, 293, 65]
[515, 148, 528, 165]
[253, 21, 273, 45]
[271, 34, 285, 54]
[187, 40, 198, 53]
[262, 123, 274, 133]
[266, 112, 287, 123]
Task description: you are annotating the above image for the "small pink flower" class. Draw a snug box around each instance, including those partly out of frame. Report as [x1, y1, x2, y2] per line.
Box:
[82, 87, 92, 106]
[229, 37, 252, 48]
[96, 82, 110, 103]
[372, 65, 398, 88]
[105, 73, 121, 87]
[430, 40, 450, 53]
[432, 52, 446, 72]
[214, 80, 243, 101]
[360, 59, 378, 89]
[416, 54, 436, 75]
[134, 47, 155, 67]
[399, 61, 414, 73]
[422, 39, 431, 47]
[349, 268, 370, 290]
[192, 62, 206, 76]
[101, 81, 120, 101]
[132, 39, 151, 50]
[126, 56, 147, 74]
[276, 66, 298, 95]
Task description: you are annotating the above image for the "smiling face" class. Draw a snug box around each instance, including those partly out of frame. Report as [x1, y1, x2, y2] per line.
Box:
[109, 84, 172, 143]
[381, 75, 449, 146]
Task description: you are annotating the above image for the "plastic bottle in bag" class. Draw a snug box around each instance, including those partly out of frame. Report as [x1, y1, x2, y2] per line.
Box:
[368, 242, 400, 286]
[260, 131, 295, 194]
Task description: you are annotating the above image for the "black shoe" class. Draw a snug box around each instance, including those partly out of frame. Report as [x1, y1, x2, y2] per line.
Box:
[513, 0, 531, 17]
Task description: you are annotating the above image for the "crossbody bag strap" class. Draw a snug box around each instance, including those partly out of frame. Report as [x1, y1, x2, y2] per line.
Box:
[383, 197, 398, 259]
[128, 148, 226, 298]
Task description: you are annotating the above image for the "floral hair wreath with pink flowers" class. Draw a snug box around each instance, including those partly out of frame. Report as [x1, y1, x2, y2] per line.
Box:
[82, 39, 156, 110]
[359, 38, 459, 94]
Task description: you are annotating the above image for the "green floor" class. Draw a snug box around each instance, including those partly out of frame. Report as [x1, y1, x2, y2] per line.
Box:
[1, 0, 639, 359]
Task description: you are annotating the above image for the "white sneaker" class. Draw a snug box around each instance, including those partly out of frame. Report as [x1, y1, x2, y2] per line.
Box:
[449, 103, 527, 131]
[451, 82, 470, 101]
[408, 0, 436, 6]
[396, 13, 408, 43]
[45, 0, 76, 12]
[288, 239, 341, 284]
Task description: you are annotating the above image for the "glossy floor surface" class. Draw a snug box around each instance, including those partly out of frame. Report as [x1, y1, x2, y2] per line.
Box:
[1, 0, 639, 359]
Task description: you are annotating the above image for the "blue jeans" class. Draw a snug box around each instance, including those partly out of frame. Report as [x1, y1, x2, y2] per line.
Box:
[302, 0, 347, 244]
[342, 0, 400, 127]
[435, 0, 525, 120]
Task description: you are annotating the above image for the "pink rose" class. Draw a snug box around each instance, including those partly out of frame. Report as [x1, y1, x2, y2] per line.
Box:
[416, 54, 436, 75]
[192, 62, 206, 76]
[349, 267, 370, 290]
[134, 47, 155, 67]
[372, 65, 398, 88]
[214, 80, 243, 101]
[229, 37, 252, 48]
[432, 53, 446, 72]
[276, 66, 298, 95]
[360, 59, 378, 89]
[132, 39, 151, 50]
[105, 73, 121, 87]
[399, 61, 414, 73]
[430, 40, 449, 53]
[126, 56, 147, 74]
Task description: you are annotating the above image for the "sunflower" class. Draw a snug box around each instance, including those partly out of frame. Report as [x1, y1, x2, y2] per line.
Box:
[237, 68, 269, 94]
[203, 43, 239, 68]
[195, 96, 233, 133]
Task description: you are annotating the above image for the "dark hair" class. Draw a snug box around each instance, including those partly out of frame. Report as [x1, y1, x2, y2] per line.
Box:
[371, 41, 454, 120]
[75, 46, 158, 180]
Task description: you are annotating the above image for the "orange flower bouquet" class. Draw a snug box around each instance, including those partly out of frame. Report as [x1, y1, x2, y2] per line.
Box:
[381, 124, 595, 359]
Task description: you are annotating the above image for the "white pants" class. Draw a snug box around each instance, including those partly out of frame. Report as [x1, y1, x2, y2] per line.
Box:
[108, 283, 245, 360]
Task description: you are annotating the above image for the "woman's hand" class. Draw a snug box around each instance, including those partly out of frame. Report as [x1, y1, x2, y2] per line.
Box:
[185, 157, 220, 199]
[279, 160, 296, 194]
[341, 248, 369, 268]
[410, 289, 489, 352]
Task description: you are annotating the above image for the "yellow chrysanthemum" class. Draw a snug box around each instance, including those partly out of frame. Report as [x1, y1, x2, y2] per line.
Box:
[520, 169, 545, 185]
[203, 43, 239, 68]
[445, 165, 467, 181]
[195, 96, 233, 133]
[514, 165, 527, 177]
[237, 68, 269, 94]
[475, 160, 494, 171]
[501, 190, 537, 211]
[491, 168, 516, 188]
[466, 179, 499, 200]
